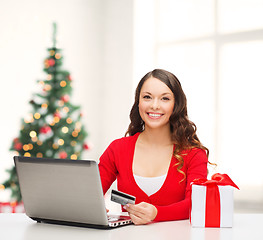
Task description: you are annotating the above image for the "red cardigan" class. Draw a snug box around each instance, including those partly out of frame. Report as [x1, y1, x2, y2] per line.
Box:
[98, 132, 208, 222]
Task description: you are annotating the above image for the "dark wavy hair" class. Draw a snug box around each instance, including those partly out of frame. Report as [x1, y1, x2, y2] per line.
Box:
[125, 69, 209, 180]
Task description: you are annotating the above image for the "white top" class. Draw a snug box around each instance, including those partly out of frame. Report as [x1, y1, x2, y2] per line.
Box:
[134, 174, 167, 196]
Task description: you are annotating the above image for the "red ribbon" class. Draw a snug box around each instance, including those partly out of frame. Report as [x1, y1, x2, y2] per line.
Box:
[191, 173, 239, 227]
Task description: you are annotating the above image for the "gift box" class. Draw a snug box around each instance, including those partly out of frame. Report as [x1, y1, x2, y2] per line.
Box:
[190, 173, 239, 228]
[0, 202, 25, 213]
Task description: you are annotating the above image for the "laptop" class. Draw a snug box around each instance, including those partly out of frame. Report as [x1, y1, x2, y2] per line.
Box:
[14, 156, 132, 229]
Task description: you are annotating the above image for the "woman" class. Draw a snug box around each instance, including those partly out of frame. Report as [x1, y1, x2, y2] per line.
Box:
[99, 69, 208, 225]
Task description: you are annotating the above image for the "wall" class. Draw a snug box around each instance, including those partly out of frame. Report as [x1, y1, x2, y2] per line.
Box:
[0, 0, 134, 201]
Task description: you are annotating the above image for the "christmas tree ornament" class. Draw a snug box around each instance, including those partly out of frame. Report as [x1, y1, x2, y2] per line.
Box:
[60, 95, 70, 102]
[14, 142, 22, 151]
[59, 151, 67, 159]
[39, 125, 51, 134]
[83, 143, 90, 150]
[48, 58, 55, 67]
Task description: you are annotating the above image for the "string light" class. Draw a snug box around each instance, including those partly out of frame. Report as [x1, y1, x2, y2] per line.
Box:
[24, 152, 31, 157]
[28, 143, 33, 150]
[50, 121, 55, 126]
[24, 114, 34, 123]
[44, 84, 52, 91]
[71, 141, 77, 146]
[75, 122, 82, 131]
[36, 152, 43, 158]
[60, 81, 67, 87]
[46, 74, 52, 80]
[44, 60, 49, 68]
[62, 127, 68, 133]
[23, 144, 29, 151]
[34, 113, 41, 119]
[52, 143, 59, 149]
[41, 103, 48, 109]
[0, 184, 5, 190]
[31, 136, 38, 142]
[63, 107, 69, 113]
[58, 139, 64, 146]
[58, 100, 64, 107]
[71, 154, 77, 160]
[66, 118, 72, 124]
[72, 131, 78, 137]
[29, 131, 37, 138]
[53, 116, 60, 123]
[50, 50, 55, 56]
[55, 53, 61, 59]
[37, 140, 43, 146]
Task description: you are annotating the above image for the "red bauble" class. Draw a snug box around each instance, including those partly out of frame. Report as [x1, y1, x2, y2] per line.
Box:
[60, 95, 70, 103]
[13, 138, 19, 143]
[59, 151, 67, 159]
[14, 142, 22, 151]
[48, 58, 55, 67]
[40, 126, 52, 134]
[53, 112, 61, 119]
[83, 143, 90, 150]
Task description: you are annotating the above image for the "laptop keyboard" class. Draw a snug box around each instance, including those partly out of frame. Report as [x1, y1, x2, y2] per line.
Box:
[107, 215, 132, 227]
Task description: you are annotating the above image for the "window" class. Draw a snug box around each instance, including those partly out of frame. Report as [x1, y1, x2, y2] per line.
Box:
[134, 0, 263, 204]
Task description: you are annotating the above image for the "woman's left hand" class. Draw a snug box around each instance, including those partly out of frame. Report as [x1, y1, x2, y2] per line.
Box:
[124, 202, 157, 225]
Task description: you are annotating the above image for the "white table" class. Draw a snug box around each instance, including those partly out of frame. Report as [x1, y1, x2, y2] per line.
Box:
[0, 213, 262, 240]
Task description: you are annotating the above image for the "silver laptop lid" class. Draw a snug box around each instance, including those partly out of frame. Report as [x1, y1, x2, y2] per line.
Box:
[14, 156, 108, 226]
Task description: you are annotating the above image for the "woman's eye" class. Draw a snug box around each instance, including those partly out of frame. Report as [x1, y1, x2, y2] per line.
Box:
[162, 97, 170, 101]
[143, 95, 151, 99]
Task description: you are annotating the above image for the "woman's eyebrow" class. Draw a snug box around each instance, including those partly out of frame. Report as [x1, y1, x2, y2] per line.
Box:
[161, 93, 173, 96]
[141, 91, 172, 96]
[141, 91, 152, 95]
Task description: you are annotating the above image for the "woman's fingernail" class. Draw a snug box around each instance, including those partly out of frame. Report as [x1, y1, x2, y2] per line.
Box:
[126, 204, 130, 208]
[123, 206, 127, 209]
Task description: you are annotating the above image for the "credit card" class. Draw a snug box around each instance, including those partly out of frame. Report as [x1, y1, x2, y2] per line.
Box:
[111, 189, 136, 205]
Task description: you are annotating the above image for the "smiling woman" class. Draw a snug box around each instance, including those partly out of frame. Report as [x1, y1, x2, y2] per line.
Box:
[138, 77, 175, 131]
[98, 69, 210, 225]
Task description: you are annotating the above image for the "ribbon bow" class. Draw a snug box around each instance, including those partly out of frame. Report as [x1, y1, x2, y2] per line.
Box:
[192, 173, 239, 190]
[191, 173, 239, 227]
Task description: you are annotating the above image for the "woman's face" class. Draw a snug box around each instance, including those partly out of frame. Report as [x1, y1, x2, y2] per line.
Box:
[138, 77, 175, 131]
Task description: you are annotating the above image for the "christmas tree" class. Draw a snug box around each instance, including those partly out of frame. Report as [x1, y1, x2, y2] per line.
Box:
[2, 23, 89, 202]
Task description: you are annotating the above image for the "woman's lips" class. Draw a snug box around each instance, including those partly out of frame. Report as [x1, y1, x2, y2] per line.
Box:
[147, 112, 164, 119]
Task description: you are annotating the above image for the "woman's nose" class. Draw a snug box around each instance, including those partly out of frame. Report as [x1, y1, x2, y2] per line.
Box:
[151, 99, 160, 110]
